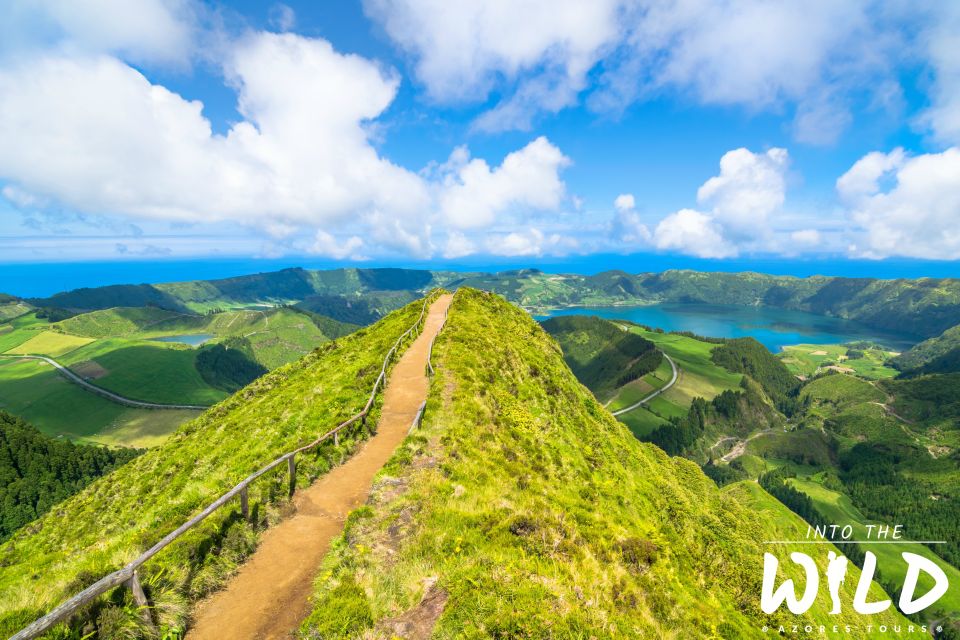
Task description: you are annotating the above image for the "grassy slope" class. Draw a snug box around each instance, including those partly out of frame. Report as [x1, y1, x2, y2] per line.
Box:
[0, 296, 432, 637]
[0, 302, 32, 322]
[0, 358, 199, 448]
[787, 477, 960, 619]
[301, 289, 907, 638]
[893, 323, 960, 371]
[57, 338, 227, 406]
[603, 327, 742, 440]
[780, 343, 899, 379]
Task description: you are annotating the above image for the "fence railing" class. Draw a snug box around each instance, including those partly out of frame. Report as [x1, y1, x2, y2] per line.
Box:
[10, 293, 442, 640]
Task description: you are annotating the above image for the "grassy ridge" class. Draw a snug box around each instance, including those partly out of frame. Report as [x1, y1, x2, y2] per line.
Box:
[301, 289, 907, 638]
[0, 296, 432, 638]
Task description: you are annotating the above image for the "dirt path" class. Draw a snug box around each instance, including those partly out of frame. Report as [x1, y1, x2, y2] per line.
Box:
[187, 294, 453, 640]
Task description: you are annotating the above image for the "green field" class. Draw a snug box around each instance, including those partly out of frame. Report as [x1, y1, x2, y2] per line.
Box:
[0, 302, 31, 322]
[605, 355, 673, 411]
[780, 343, 899, 379]
[0, 358, 200, 447]
[0, 306, 354, 448]
[609, 327, 742, 425]
[0, 314, 51, 352]
[788, 476, 960, 618]
[6, 330, 94, 357]
[57, 338, 227, 405]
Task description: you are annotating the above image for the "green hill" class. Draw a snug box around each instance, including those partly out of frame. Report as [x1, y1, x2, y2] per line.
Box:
[893, 323, 960, 374]
[27, 267, 960, 340]
[301, 289, 907, 637]
[0, 297, 432, 637]
[0, 411, 140, 542]
[541, 315, 661, 399]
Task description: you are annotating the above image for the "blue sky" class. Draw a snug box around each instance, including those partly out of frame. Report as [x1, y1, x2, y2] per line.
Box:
[0, 0, 958, 271]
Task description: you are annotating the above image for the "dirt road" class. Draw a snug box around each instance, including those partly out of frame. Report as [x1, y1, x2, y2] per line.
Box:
[186, 294, 452, 640]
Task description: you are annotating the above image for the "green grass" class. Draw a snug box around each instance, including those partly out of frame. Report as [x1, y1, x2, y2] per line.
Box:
[58, 338, 227, 406]
[780, 343, 899, 379]
[0, 358, 200, 448]
[54, 307, 191, 338]
[0, 302, 31, 322]
[0, 295, 435, 638]
[4, 330, 93, 357]
[301, 289, 908, 638]
[608, 327, 742, 430]
[788, 476, 960, 621]
[0, 314, 49, 352]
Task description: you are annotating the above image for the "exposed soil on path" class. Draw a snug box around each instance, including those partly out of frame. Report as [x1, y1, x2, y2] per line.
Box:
[187, 294, 453, 640]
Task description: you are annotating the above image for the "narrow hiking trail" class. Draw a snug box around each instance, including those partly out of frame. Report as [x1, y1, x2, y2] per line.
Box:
[187, 294, 453, 640]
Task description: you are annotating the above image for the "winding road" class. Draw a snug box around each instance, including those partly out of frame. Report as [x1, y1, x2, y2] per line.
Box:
[610, 353, 679, 417]
[0, 354, 209, 410]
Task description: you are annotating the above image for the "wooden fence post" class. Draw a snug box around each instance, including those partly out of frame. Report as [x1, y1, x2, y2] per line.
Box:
[239, 487, 249, 520]
[287, 454, 296, 497]
[126, 571, 156, 631]
[334, 431, 339, 446]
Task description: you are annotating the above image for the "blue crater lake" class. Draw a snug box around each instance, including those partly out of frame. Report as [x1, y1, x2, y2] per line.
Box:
[534, 304, 917, 353]
[149, 334, 214, 347]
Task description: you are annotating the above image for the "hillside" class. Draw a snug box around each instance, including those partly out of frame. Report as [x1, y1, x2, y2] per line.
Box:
[26, 267, 960, 341]
[0, 297, 432, 638]
[0, 411, 139, 542]
[31, 267, 457, 317]
[893, 323, 960, 374]
[301, 289, 907, 637]
[541, 315, 661, 400]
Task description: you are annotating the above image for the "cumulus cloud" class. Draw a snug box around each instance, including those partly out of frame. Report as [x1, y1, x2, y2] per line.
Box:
[696, 147, 788, 240]
[790, 229, 822, 246]
[442, 231, 476, 259]
[310, 230, 365, 260]
[609, 193, 650, 246]
[918, 4, 960, 145]
[614, 193, 635, 211]
[364, 0, 620, 131]
[484, 227, 578, 257]
[437, 136, 570, 229]
[653, 209, 735, 258]
[0, 28, 575, 259]
[640, 147, 789, 258]
[839, 147, 960, 259]
[1, 0, 198, 66]
[364, 0, 940, 142]
[0, 34, 428, 229]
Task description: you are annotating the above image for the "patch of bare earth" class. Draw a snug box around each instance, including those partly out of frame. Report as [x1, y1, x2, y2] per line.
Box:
[72, 360, 108, 379]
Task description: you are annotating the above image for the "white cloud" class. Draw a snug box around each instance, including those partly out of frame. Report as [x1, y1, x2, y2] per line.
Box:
[2, 0, 197, 66]
[310, 230, 365, 260]
[918, 5, 960, 145]
[269, 3, 297, 32]
[839, 147, 960, 259]
[0, 34, 433, 232]
[365, 0, 933, 142]
[696, 147, 788, 240]
[442, 231, 476, 258]
[437, 136, 570, 229]
[790, 229, 821, 246]
[836, 148, 906, 202]
[484, 227, 578, 257]
[614, 193, 635, 211]
[364, 0, 621, 131]
[653, 209, 736, 258]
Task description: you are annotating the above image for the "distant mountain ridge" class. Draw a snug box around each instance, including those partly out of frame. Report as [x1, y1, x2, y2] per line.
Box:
[27, 266, 960, 339]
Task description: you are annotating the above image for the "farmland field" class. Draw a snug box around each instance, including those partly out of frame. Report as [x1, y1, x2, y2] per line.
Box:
[0, 358, 199, 447]
[780, 343, 899, 379]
